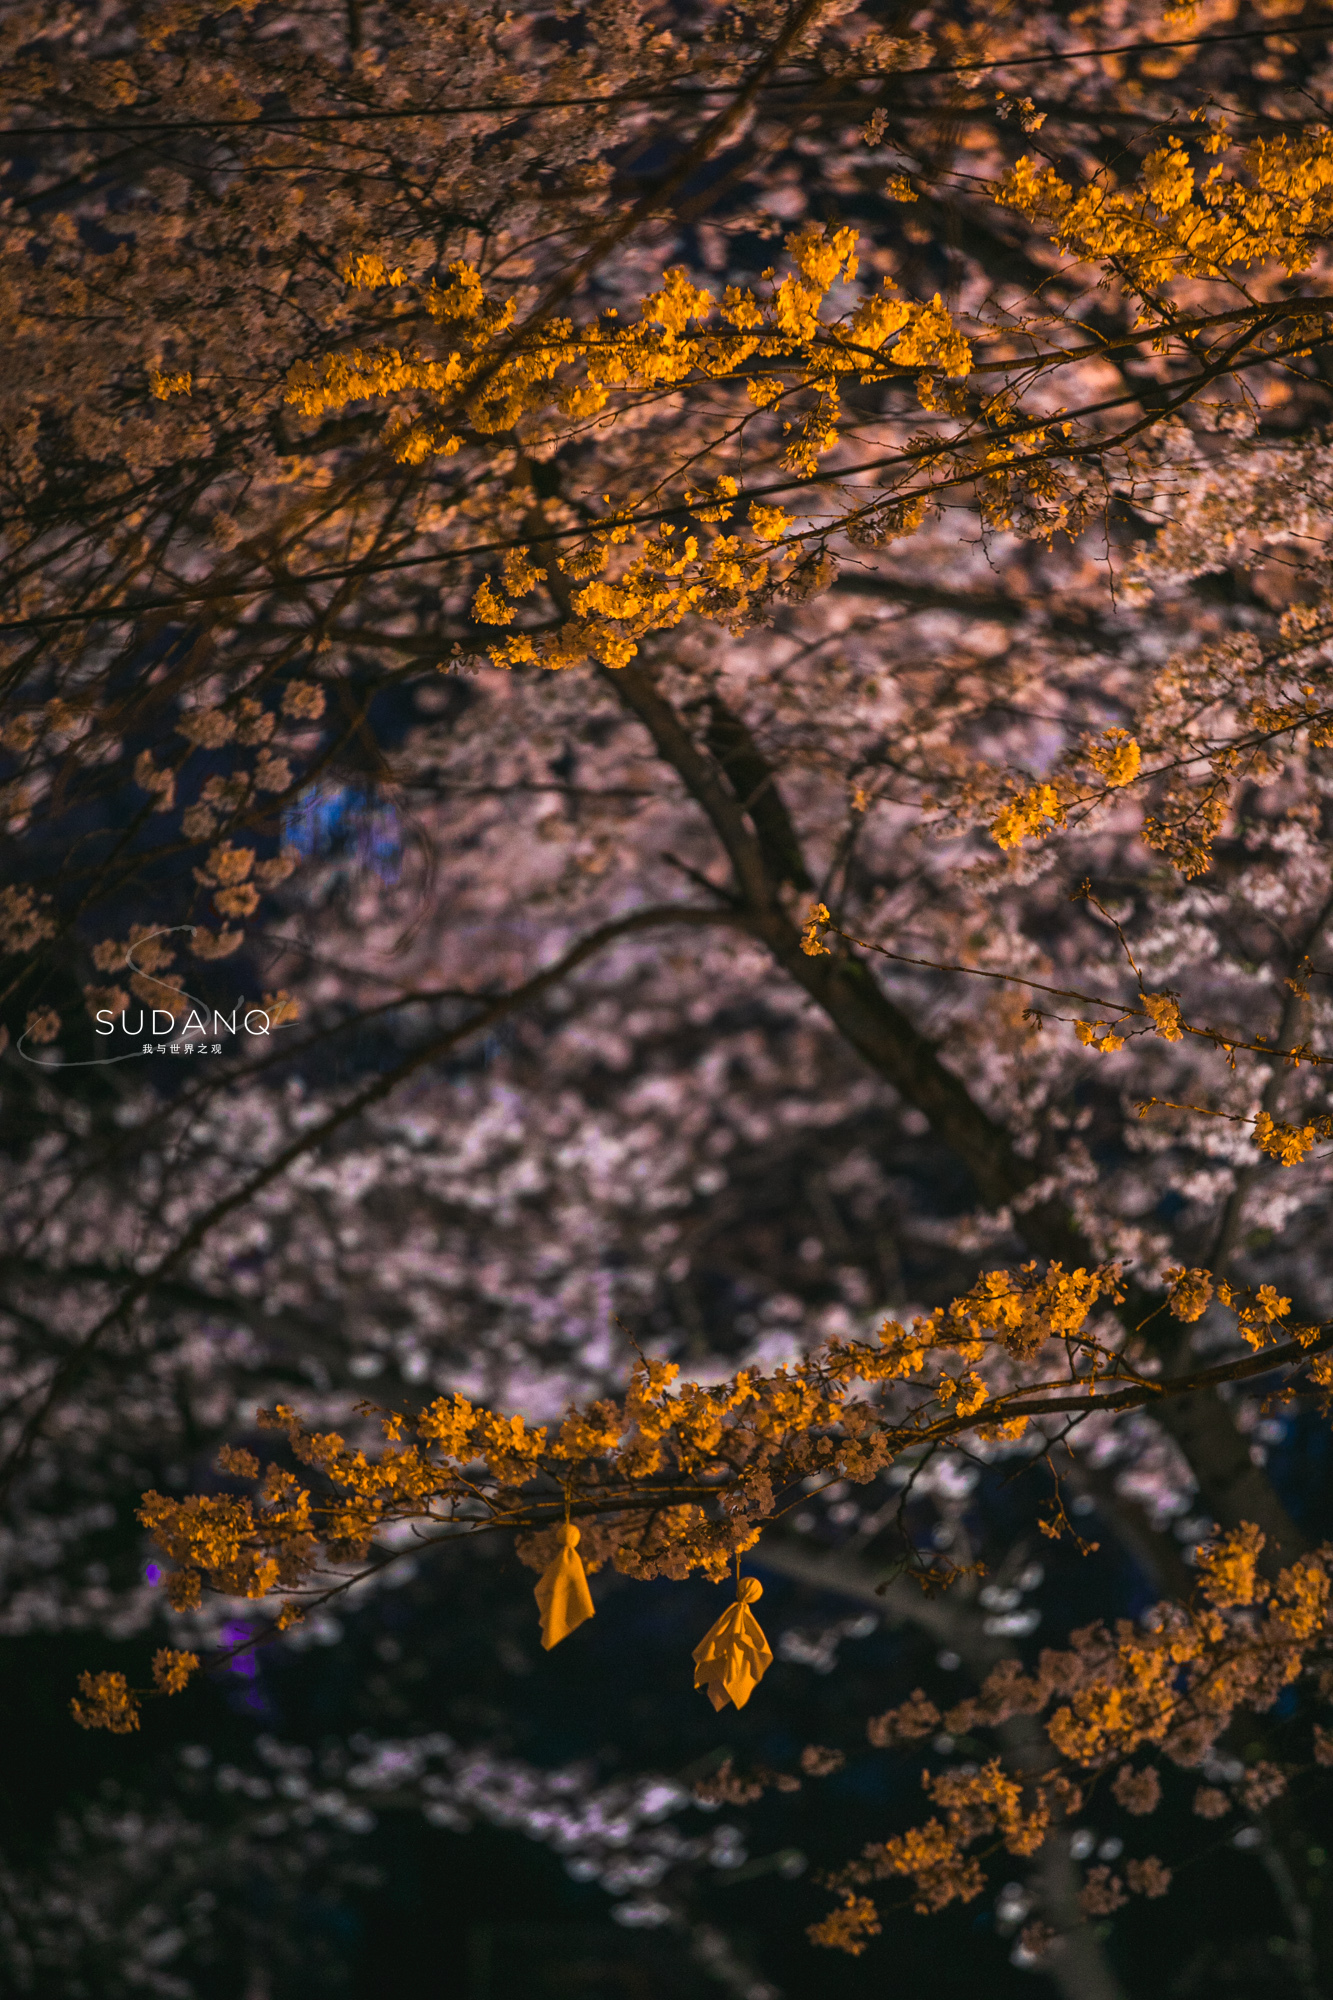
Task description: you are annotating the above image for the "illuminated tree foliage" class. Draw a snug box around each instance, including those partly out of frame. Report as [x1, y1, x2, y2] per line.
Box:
[5, 0, 1333, 1990]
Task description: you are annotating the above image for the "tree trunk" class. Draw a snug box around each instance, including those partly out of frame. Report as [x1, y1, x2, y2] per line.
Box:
[605, 661, 1308, 1560]
[759, 1537, 1132, 2000]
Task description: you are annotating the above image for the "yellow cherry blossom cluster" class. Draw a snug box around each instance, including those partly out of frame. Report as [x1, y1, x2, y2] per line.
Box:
[810, 1524, 1332, 1952]
[279, 227, 978, 672]
[999, 125, 1333, 291]
[988, 732, 1144, 853]
[74, 1255, 1333, 1734]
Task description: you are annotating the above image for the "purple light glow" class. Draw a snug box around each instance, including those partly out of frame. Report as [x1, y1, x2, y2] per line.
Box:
[220, 1621, 259, 1677]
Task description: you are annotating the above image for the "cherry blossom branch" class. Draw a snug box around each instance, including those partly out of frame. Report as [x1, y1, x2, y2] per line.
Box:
[0, 900, 738, 1507]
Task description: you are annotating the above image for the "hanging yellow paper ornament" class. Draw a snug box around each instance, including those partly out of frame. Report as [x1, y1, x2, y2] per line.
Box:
[534, 1522, 595, 1650]
[692, 1575, 773, 1711]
